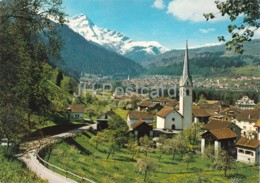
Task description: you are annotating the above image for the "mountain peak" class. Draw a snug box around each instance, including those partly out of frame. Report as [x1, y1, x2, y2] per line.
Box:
[67, 14, 168, 62]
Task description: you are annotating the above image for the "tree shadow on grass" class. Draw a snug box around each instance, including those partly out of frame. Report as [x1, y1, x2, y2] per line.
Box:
[112, 156, 136, 163]
[161, 160, 177, 165]
[227, 173, 246, 180]
[64, 137, 92, 155]
[82, 131, 91, 138]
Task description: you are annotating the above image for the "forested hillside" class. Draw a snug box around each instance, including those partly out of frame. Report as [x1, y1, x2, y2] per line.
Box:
[49, 24, 144, 79]
[144, 39, 260, 77]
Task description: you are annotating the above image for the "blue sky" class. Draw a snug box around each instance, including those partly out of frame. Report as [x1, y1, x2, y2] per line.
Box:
[62, 0, 247, 49]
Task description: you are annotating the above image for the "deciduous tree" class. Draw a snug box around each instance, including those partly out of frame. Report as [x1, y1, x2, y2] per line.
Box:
[204, 0, 259, 54]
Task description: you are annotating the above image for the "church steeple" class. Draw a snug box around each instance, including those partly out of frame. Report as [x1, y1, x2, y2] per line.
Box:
[181, 41, 192, 86]
[179, 41, 193, 129]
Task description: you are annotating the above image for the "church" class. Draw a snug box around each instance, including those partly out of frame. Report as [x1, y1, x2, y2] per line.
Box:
[156, 41, 193, 131]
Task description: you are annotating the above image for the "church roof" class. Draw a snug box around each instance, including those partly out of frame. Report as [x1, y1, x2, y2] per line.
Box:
[236, 137, 260, 149]
[157, 107, 174, 118]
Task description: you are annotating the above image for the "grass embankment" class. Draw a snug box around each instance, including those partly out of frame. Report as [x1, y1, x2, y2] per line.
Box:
[42, 132, 259, 183]
[0, 147, 46, 182]
[231, 66, 260, 77]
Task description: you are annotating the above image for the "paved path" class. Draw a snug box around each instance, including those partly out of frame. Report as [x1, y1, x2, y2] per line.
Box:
[20, 124, 97, 183]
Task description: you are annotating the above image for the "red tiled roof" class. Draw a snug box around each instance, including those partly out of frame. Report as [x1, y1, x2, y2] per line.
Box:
[128, 111, 154, 120]
[157, 107, 174, 118]
[236, 137, 260, 149]
[209, 128, 237, 140]
[192, 106, 210, 117]
[138, 101, 160, 108]
[70, 104, 85, 113]
[203, 119, 231, 130]
[236, 109, 260, 122]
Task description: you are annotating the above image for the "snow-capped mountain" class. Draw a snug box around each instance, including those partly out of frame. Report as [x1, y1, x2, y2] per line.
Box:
[67, 14, 169, 62]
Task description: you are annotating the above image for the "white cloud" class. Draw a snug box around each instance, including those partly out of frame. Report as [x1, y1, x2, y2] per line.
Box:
[152, 0, 165, 10]
[167, 0, 226, 22]
[199, 28, 215, 33]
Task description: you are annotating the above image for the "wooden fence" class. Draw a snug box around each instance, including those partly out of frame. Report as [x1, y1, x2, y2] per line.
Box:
[36, 154, 95, 183]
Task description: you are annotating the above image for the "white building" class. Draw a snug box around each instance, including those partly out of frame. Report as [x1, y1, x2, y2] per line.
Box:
[156, 41, 192, 130]
[68, 104, 85, 119]
[232, 109, 259, 138]
[235, 96, 256, 110]
[236, 119, 260, 165]
[156, 107, 183, 130]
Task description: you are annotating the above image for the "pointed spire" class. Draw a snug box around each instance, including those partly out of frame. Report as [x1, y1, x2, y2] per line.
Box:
[182, 40, 192, 83]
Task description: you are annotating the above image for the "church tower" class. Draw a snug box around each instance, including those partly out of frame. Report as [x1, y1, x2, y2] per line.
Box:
[179, 41, 193, 129]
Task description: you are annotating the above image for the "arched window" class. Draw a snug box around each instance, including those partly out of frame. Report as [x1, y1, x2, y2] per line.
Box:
[171, 124, 176, 130]
[186, 89, 190, 96]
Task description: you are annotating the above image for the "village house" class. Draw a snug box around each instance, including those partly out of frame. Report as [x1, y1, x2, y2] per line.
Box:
[68, 104, 85, 119]
[232, 109, 259, 138]
[137, 100, 162, 112]
[192, 105, 210, 123]
[127, 111, 154, 128]
[96, 110, 116, 131]
[201, 119, 241, 155]
[235, 96, 256, 110]
[220, 107, 241, 121]
[129, 119, 153, 138]
[236, 119, 260, 165]
[201, 128, 237, 155]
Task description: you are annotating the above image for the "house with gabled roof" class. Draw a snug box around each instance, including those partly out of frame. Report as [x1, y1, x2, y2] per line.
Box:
[96, 110, 117, 131]
[127, 111, 154, 128]
[236, 119, 260, 164]
[137, 100, 162, 112]
[203, 119, 241, 139]
[232, 109, 260, 138]
[192, 105, 210, 123]
[129, 119, 153, 138]
[68, 104, 85, 119]
[201, 118, 241, 155]
[201, 128, 238, 155]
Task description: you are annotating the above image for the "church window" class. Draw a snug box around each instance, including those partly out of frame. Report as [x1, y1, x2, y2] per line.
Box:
[171, 124, 176, 130]
[172, 118, 175, 121]
[186, 90, 190, 96]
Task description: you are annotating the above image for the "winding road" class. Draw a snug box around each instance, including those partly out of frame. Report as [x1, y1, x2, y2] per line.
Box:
[19, 124, 96, 183]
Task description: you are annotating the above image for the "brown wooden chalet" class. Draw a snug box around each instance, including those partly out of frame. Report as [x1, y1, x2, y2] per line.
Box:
[96, 110, 117, 131]
[129, 119, 153, 138]
[192, 105, 210, 123]
[137, 100, 162, 112]
[201, 128, 238, 155]
[203, 119, 241, 139]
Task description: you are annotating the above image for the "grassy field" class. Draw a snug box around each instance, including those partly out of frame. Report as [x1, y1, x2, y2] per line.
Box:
[42, 132, 259, 183]
[0, 147, 46, 182]
[114, 108, 129, 120]
[231, 66, 260, 77]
